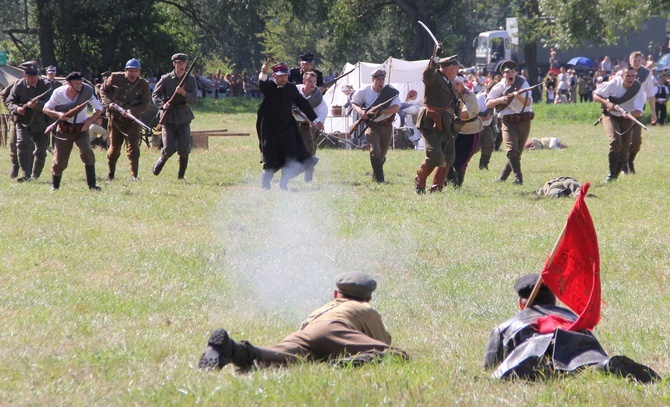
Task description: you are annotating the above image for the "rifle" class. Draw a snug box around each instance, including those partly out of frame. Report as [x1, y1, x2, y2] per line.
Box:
[498, 83, 541, 110]
[158, 55, 199, 125]
[12, 86, 52, 123]
[109, 103, 154, 147]
[348, 95, 398, 136]
[319, 67, 356, 92]
[45, 98, 93, 134]
[595, 104, 652, 133]
[292, 106, 361, 149]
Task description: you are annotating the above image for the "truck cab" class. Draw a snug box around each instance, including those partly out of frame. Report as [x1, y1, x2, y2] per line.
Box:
[474, 30, 512, 73]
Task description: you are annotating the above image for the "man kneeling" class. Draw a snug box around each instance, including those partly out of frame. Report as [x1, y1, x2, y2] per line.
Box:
[199, 271, 408, 370]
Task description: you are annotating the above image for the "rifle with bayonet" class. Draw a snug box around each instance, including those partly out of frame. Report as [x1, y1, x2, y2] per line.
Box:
[109, 103, 154, 147]
[319, 67, 356, 93]
[44, 98, 93, 134]
[594, 104, 652, 132]
[348, 95, 398, 136]
[292, 106, 361, 149]
[11, 86, 52, 123]
[158, 55, 199, 126]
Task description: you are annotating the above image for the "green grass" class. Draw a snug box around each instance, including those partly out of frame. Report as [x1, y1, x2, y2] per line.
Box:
[0, 98, 669, 405]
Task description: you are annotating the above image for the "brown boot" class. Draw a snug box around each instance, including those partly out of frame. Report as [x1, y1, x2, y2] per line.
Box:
[414, 161, 435, 194]
[430, 166, 448, 192]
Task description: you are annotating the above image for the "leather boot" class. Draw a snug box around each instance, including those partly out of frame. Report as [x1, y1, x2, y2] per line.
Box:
[85, 165, 101, 190]
[152, 157, 166, 176]
[509, 157, 523, 185]
[496, 162, 512, 182]
[31, 155, 46, 180]
[430, 166, 448, 192]
[370, 157, 384, 183]
[51, 174, 61, 191]
[261, 169, 273, 189]
[605, 152, 619, 182]
[457, 169, 466, 187]
[414, 161, 434, 194]
[479, 153, 491, 170]
[178, 156, 188, 179]
[627, 152, 637, 174]
[445, 167, 456, 187]
[10, 164, 19, 179]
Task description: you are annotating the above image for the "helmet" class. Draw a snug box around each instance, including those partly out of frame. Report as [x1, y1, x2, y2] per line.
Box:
[125, 58, 141, 70]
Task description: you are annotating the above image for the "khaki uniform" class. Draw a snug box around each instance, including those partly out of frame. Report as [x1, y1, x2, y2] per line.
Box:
[1, 84, 18, 177]
[100, 72, 150, 178]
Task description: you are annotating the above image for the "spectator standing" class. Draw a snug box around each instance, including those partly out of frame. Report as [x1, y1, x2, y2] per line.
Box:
[654, 75, 668, 125]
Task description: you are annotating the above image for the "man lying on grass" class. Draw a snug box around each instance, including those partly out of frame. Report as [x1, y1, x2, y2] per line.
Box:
[199, 271, 408, 370]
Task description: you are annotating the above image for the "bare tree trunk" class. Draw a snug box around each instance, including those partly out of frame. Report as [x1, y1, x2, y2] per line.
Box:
[391, 0, 434, 60]
[35, 0, 57, 68]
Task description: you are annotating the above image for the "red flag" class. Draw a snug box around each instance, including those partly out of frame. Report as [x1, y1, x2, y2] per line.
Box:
[535, 182, 601, 333]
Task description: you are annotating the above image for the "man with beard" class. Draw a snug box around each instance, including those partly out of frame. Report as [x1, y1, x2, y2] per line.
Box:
[256, 62, 319, 190]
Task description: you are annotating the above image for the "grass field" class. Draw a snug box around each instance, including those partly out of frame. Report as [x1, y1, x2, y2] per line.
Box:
[0, 99, 669, 405]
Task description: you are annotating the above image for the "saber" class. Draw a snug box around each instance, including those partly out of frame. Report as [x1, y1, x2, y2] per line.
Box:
[418, 21, 439, 46]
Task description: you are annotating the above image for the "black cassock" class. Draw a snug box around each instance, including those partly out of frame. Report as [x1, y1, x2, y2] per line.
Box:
[256, 79, 317, 171]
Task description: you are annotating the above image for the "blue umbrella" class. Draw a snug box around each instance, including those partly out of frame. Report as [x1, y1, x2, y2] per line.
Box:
[567, 56, 597, 68]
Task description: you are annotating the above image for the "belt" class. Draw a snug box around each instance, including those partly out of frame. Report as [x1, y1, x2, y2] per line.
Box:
[298, 122, 310, 127]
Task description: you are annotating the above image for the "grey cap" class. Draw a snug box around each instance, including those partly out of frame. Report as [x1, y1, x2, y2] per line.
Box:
[336, 272, 377, 299]
[371, 68, 386, 78]
[172, 53, 187, 62]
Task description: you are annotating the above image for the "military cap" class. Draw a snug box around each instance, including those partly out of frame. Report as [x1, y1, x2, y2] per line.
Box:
[101, 71, 112, 78]
[299, 52, 315, 63]
[371, 68, 387, 78]
[514, 274, 555, 304]
[46, 66, 57, 74]
[335, 271, 377, 299]
[125, 58, 141, 70]
[499, 60, 518, 74]
[271, 62, 290, 75]
[451, 74, 466, 84]
[19, 61, 39, 75]
[172, 53, 187, 62]
[65, 71, 83, 82]
[438, 54, 459, 67]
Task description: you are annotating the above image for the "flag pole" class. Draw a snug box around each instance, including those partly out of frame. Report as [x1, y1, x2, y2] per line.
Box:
[525, 220, 568, 308]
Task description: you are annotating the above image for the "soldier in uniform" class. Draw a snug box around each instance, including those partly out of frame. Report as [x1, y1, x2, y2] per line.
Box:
[44, 66, 63, 90]
[43, 72, 103, 191]
[99, 58, 150, 180]
[198, 271, 408, 370]
[293, 71, 327, 182]
[350, 68, 400, 183]
[414, 46, 459, 193]
[288, 52, 324, 87]
[6, 61, 54, 182]
[1, 83, 19, 178]
[151, 53, 198, 180]
[484, 274, 660, 383]
[256, 62, 319, 190]
[486, 60, 534, 185]
[592, 66, 646, 182]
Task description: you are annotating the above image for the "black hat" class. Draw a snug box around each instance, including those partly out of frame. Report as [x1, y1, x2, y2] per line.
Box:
[65, 72, 83, 81]
[438, 54, 459, 67]
[19, 61, 39, 75]
[514, 274, 555, 304]
[299, 52, 315, 63]
[172, 53, 187, 62]
[499, 60, 518, 75]
[335, 272, 377, 299]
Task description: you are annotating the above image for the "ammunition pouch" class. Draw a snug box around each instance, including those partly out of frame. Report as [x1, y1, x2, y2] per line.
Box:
[57, 122, 84, 134]
[503, 112, 535, 123]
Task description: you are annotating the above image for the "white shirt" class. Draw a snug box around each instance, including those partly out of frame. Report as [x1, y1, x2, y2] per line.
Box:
[44, 86, 102, 123]
[487, 78, 534, 116]
[294, 85, 328, 124]
[476, 90, 493, 126]
[594, 76, 647, 116]
[351, 85, 400, 122]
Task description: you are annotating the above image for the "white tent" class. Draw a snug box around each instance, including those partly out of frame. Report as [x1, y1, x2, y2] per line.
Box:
[323, 57, 428, 134]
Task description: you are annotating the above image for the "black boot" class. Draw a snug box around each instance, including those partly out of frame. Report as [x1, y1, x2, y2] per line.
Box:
[457, 169, 466, 187]
[178, 156, 188, 179]
[509, 157, 523, 185]
[496, 162, 512, 182]
[370, 157, 384, 183]
[627, 152, 637, 174]
[152, 158, 166, 176]
[479, 153, 491, 170]
[85, 165, 101, 190]
[10, 164, 19, 179]
[198, 328, 260, 371]
[605, 152, 619, 182]
[51, 175, 61, 191]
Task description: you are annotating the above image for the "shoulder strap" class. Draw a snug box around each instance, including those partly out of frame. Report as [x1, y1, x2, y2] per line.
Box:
[608, 80, 641, 105]
[369, 85, 399, 108]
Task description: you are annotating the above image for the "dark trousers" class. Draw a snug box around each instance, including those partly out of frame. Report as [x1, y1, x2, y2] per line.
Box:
[453, 132, 481, 172]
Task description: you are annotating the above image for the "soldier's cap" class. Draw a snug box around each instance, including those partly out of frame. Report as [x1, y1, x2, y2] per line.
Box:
[335, 271, 377, 299]
[101, 71, 112, 78]
[500, 60, 518, 74]
[125, 58, 141, 70]
[172, 53, 187, 62]
[299, 52, 315, 63]
[65, 71, 83, 82]
[271, 62, 290, 76]
[438, 55, 459, 67]
[452, 74, 467, 84]
[46, 66, 57, 74]
[19, 61, 39, 75]
[514, 274, 555, 302]
[371, 68, 386, 78]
